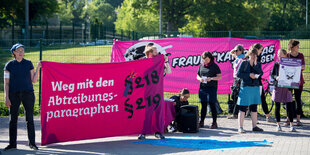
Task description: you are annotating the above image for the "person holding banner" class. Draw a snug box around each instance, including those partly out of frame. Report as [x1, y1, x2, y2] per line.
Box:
[271, 49, 296, 132]
[287, 39, 305, 126]
[228, 44, 245, 119]
[197, 51, 222, 129]
[168, 88, 190, 132]
[138, 45, 168, 140]
[3, 43, 41, 150]
[253, 43, 276, 123]
[236, 48, 264, 133]
[144, 44, 171, 75]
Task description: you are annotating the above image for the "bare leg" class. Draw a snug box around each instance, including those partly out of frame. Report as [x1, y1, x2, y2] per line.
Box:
[238, 111, 245, 128]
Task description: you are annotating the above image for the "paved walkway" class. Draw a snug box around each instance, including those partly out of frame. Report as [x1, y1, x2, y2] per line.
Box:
[0, 116, 309, 155]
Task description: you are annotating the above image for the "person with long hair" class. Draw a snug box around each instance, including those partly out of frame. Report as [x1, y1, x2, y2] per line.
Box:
[287, 39, 305, 126]
[3, 43, 41, 151]
[252, 43, 276, 123]
[168, 88, 190, 132]
[236, 48, 264, 133]
[228, 44, 245, 119]
[271, 49, 296, 132]
[197, 51, 222, 129]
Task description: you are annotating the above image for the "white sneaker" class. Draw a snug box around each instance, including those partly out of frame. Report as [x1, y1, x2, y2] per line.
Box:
[238, 127, 246, 133]
[276, 125, 282, 132]
[290, 126, 296, 132]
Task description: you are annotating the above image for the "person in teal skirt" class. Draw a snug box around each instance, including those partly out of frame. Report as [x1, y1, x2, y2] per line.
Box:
[236, 47, 264, 133]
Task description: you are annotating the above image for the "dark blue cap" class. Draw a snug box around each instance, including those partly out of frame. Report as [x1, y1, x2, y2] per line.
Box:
[10, 43, 24, 54]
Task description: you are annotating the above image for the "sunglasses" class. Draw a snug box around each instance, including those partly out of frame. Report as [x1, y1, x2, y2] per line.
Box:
[183, 95, 190, 99]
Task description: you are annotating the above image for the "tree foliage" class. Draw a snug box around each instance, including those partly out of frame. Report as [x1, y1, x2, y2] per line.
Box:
[114, 0, 159, 33]
[58, 0, 86, 25]
[115, 0, 309, 33]
[87, 0, 115, 26]
[0, 0, 58, 27]
[263, 0, 308, 31]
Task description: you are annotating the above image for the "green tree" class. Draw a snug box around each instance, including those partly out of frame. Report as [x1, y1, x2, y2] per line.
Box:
[114, 0, 159, 33]
[87, 0, 115, 25]
[262, 0, 308, 31]
[106, 0, 124, 8]
[180, 0, 267, 33]
[130, 0, 193, 32]
[0, 0, 58, 27]
[58, 0, 86, 25]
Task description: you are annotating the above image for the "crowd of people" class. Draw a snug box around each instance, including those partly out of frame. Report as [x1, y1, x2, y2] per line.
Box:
[2, 39, 306, 151]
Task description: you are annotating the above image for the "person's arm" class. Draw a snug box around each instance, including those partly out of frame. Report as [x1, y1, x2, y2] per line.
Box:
[196, 65, 204, 82]
[31, 62, 41, 83]
[207, 74, 221, 82]
[270, 63, 278, 81]
[257, 63, 264, 78]
[236, 61, 249, 79]
[4, 71, 11, 108]
[164, 62, 171, 74]
[207, 65, 222, 81]
[301, 54, 305, 71]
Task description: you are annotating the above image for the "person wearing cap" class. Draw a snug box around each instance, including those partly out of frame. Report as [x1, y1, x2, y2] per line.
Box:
[3, 43, 41, 151]
[228, 44, 245, 119]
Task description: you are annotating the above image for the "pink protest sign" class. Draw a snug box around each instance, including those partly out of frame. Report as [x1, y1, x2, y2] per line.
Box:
[41, 55, 165, 145]
[111, 37, 280, 94]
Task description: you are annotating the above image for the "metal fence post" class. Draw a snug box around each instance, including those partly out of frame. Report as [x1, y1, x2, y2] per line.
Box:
[72, 22, 75, 44]
[59, 21, 62, 44]
[39, 38, 42, 108]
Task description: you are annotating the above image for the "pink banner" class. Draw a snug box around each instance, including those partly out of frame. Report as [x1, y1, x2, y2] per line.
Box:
[41, 55, 166, 145]
[111, 37, 281, 94]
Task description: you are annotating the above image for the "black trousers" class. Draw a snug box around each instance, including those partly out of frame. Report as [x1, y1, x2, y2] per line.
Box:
[200, 102, 217, 123]
[260, 86, 270, 115]
[9, 91, 36, 146]
[292, 88, 303, 115]
[275, 102, 294, 122]
[231, 78, 240, 115]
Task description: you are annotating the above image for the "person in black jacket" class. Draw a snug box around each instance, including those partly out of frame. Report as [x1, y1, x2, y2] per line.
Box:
[236, 48, 264, 133]
[168, 88, 190, 132]
[252, 43, 276, 123]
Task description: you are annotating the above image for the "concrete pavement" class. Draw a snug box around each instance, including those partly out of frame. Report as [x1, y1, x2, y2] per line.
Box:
[0, 116, 309, 155]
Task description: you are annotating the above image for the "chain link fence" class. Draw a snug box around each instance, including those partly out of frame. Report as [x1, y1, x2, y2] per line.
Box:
[0, 31, 309, 117]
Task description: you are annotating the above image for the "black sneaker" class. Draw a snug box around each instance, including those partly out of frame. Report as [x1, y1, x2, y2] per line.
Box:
[138, 134, 146, 140]
[154, 132, 165, 139]
[4, 144, 16, 151]
[252, 126, 264, 132]
[29, 144, 38, 150]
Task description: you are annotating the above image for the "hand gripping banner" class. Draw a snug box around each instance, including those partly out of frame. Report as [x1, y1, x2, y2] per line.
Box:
[41, 55, 165, 145]
[111, 37, 280, 94]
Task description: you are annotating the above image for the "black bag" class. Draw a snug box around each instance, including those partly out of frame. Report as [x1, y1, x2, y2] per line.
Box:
[207, 100, 223, 115]
[227, 99, 235, 114]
